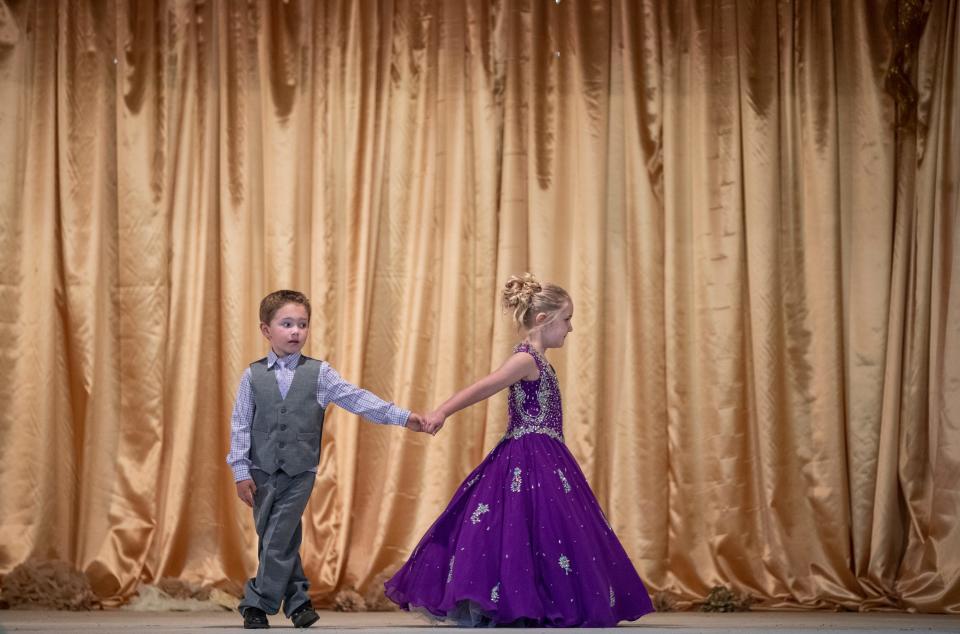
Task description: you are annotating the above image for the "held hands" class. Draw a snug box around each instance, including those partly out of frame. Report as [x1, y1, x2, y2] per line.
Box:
[405, 411, 446, 435]
[236, 479, 256, 508]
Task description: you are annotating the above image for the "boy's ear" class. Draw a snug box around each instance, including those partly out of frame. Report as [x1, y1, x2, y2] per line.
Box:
[259, 322, 270, 338]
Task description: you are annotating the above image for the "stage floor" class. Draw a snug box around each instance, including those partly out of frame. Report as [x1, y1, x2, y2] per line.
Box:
[0, 610, 958, 633]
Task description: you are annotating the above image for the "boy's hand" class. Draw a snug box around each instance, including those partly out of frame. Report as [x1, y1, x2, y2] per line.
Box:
[423, 410, 446, 435]
[406, 412, 431, 434]
[236, 479, 256, 507]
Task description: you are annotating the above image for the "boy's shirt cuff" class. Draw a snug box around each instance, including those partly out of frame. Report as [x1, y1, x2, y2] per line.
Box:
[232, 464, 252, 482]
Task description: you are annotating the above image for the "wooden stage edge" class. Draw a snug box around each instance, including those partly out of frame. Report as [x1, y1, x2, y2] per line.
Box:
[0, 609, 958, 633]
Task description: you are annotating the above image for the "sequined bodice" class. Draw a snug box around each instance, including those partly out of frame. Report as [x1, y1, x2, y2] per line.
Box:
[505, 342, 564, 442]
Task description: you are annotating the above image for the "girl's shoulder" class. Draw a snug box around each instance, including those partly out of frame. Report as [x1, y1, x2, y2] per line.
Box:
[511, 342, 545, 377]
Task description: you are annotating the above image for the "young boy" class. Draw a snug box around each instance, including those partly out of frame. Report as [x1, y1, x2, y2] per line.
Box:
[227, 290, 426, 629]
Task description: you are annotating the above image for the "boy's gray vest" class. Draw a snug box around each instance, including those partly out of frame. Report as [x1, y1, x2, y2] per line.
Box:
[249, 355, 324, 477]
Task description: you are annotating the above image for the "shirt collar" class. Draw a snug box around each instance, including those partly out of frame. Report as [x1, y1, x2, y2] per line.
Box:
[267, 349, 302, 370]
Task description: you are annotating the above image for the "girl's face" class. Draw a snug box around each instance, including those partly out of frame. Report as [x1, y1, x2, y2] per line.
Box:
[260, 302, 310, 357]
[539, 300, 574, 349]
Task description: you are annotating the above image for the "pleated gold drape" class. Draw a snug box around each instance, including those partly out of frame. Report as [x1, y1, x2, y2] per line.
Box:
[0, 0, 957, 613]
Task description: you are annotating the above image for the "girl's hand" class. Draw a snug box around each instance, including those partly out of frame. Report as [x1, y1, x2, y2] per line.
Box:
[423, 410, 446, 434]
[236, 479, 256, 507]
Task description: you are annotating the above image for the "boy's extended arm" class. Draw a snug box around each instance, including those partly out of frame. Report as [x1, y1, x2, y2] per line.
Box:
[318, 362, 411, 426]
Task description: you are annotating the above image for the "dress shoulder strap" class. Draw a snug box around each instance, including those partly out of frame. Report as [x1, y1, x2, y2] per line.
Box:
[512, 342, 547, 371]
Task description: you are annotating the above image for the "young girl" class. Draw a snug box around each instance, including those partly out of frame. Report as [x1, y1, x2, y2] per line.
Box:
[384, 274, 654, 627]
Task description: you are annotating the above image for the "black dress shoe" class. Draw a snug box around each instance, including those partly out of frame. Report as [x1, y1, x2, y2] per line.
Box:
[243, 607, 270, 629]
[291, 603, 319, 628]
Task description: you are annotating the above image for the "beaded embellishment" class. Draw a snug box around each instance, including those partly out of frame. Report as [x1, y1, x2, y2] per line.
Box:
[557, 468, 571, 493]
[510, 467, 522, 493]
[511, 381, 551, 427]
[470, 503, 490, 525]
[505, 425, 563, 442]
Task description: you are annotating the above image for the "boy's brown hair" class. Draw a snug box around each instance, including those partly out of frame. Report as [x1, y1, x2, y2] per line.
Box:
[259, 290, 312, 324]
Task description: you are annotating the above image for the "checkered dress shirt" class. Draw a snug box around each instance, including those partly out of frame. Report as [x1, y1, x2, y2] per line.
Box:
[227, 350, 409, 481]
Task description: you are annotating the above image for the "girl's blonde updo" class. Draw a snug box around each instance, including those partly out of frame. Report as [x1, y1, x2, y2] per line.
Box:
[502, 273, 571, 330]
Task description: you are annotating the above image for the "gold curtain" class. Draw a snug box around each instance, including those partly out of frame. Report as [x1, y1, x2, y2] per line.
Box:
[0, 0, 957, 612]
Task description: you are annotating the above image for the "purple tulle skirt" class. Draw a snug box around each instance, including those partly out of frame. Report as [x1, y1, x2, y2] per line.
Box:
[385, 433, 654, 627]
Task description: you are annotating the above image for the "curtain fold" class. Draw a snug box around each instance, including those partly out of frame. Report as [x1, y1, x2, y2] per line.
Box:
[0, 0, 956, 612]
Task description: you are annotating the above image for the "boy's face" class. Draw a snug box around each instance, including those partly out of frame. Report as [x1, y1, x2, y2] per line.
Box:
[260, 302, 310, 357]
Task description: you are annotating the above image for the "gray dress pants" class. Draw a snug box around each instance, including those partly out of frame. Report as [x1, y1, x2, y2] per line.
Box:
[238, 469, 317, 616]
